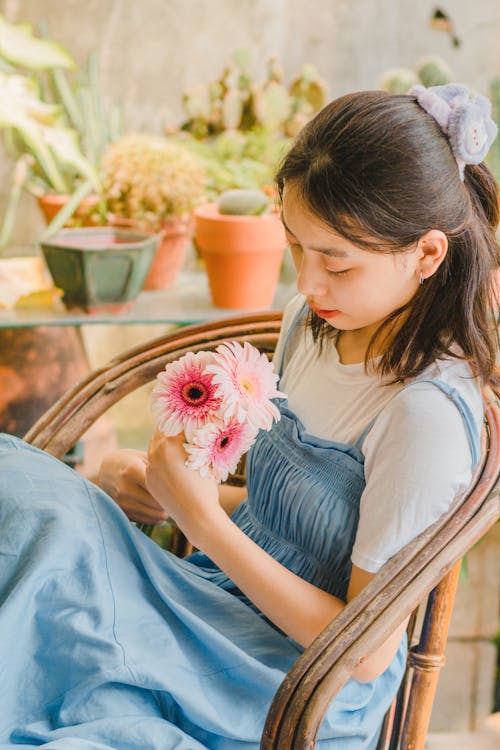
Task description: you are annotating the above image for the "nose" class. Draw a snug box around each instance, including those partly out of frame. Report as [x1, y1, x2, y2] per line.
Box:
[295, 250, 329, 297]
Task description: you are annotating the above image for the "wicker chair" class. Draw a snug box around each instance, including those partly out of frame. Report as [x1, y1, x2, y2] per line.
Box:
[23, 312, 500, 750]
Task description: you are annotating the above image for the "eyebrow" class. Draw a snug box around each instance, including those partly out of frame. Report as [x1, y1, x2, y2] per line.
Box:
[281, 213, 349, 258]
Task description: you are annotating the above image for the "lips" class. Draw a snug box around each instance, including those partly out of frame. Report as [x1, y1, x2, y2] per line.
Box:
[308, 302, 340, 318]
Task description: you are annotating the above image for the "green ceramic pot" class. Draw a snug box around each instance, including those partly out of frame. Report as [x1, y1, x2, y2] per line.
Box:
[40, 227, 160, 313]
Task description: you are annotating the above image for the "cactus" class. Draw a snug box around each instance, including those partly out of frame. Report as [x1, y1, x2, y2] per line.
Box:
[379, 56, 454, 95]
[415, 55, 454, 88]
[253, 80, 291, 131]
[288, 63, 328, 113]
[221, 88, 244, 131]
[178, 49, 328, 140]
[378, 67, 419, 95]
[102, 133, 207, 229]
[487, 76, 500, 185]
[218, 189, 270, 216]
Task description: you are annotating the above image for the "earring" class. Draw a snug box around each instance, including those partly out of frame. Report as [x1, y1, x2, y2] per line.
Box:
[419, 271, 424, 286]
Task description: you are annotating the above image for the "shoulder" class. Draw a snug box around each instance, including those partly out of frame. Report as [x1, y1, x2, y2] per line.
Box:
[363, 356, 483, 459]
[353, 359, 484, 573]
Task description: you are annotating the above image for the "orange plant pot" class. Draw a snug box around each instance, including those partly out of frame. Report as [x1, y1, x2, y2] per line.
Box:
[142, 218, 192, 290]
[37, 193, 100, 226]
[193, 203, 287, 309]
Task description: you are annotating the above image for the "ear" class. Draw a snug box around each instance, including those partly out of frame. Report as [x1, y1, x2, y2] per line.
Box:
[417, 229, 448, 281]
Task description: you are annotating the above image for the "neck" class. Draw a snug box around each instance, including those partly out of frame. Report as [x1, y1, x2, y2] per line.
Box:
[336, 323, 391, 365]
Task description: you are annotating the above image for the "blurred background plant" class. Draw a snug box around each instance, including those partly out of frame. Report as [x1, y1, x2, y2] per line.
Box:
[488, 76, 500, 187]
[101, 132, 207, 231]
[0, 14, 123, 252]
[378, 54, 454, 94]
[173, 49, 329, 199]
[101, 132, 207, 289]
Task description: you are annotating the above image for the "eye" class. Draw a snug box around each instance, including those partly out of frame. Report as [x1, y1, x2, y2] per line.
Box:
[326, 268, 350, 277]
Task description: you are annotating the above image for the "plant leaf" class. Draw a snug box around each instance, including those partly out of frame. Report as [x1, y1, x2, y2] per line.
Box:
[0, 15, 76, 70]
[41, 125, 100, 189]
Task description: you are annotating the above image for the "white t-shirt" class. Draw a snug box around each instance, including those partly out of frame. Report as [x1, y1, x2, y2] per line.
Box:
[274, 295, 484, 573]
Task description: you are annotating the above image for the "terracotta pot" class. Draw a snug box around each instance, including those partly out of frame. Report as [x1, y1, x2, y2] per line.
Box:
[193, 203, 287, 309]
[37, 193, 100, 226]
[142, 218, 193, 290]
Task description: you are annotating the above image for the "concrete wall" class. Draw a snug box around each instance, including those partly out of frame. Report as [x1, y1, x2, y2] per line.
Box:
[1, 0, 500, 250]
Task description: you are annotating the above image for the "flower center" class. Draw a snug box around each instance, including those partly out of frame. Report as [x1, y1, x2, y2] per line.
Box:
[182, 381, 208, 405]
[219, 436, 230, 448]
[240, 377, 255, 394]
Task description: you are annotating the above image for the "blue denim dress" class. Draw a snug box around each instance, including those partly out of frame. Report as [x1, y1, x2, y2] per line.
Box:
[0, 314, 480, 750]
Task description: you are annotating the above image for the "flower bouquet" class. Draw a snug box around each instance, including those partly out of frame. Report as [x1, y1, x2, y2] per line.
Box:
[151, 341, 285, 481]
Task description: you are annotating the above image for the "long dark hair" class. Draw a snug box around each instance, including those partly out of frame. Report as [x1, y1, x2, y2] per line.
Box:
[276, 90, 500, 385]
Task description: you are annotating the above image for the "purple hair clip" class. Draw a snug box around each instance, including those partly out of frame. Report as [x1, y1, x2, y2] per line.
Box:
[410, 83, 498, 180]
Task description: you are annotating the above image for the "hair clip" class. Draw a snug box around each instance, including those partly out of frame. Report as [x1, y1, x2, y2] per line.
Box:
[410, 83, 498, 180]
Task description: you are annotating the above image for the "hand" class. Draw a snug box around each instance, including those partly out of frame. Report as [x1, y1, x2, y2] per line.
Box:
[96, 448, 169, 525]
[145, 430, 222, 546]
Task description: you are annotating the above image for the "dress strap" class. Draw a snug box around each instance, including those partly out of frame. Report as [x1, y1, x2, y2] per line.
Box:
[353, 377, 482, 469]
[277, 301, 309, 378]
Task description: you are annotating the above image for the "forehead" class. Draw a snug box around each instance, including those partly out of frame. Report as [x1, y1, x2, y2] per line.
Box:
[281, 183, 355, 256]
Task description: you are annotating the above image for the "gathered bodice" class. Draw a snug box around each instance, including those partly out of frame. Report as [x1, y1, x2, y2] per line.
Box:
[189, 398, 367, 604]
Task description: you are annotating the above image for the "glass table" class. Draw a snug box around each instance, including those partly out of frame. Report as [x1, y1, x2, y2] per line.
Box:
[0, 271, 296, 471]
[0, 270, 296, 328]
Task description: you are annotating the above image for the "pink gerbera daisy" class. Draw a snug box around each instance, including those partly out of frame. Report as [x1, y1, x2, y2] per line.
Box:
[184, 416, 258, 482]
[151, 351, 223, 436]
[206, 341, 285, 431]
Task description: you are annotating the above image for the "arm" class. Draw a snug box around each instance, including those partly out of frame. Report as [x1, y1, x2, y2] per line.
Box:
[145, 431, 407, 682]
[96, 448, 246, 523]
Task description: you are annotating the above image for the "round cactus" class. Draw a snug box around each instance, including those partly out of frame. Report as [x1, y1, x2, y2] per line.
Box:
[415, 56, 454, 88]
[378, 67, 419, 95]
[217, 188, 270, 216]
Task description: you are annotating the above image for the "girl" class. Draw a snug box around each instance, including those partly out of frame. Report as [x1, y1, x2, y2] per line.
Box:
[0, 85, 498, 750]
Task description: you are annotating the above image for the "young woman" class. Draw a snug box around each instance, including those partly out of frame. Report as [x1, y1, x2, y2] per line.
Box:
[0, 84, 498, 749]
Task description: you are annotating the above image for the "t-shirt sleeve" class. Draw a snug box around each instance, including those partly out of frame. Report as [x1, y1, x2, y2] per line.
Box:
[351, 382, 481, 573]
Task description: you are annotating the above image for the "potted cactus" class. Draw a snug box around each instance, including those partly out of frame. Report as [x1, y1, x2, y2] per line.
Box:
[101, 133, 207, 289]
[194, 188, 287, 309]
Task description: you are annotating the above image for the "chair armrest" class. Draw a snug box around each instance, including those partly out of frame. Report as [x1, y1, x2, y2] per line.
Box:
[262, 388, 500, 749]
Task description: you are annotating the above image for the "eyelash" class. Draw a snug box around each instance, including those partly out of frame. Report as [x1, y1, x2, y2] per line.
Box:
[288, 241, 350, 276]
[327, 268, 350, 277]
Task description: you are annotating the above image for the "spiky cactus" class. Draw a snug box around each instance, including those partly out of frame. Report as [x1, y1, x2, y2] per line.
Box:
[102, 133, 207, 230]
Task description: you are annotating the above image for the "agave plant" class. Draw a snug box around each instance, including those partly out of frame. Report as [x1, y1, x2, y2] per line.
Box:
[0, 15, 122, 251]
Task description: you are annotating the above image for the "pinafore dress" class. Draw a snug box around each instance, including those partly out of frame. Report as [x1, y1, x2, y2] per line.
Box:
[0, 307, 480, 750]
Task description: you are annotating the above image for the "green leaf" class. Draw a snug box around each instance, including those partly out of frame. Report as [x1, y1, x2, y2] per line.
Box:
[0, 155, 32, 253]
[41, 125, 100, 189]
[50, 67, 84, 131]
[0, 72, 60, 124]
[0, 15, 76, 70]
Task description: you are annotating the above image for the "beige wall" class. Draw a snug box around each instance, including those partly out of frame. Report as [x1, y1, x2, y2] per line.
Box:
[1, 0, 500, 251]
